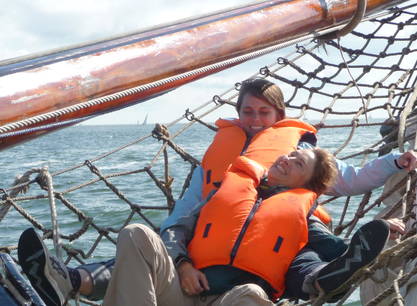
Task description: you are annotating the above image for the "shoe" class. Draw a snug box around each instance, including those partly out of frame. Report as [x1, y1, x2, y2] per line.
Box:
[18, 228, 74, 306]
[315, 220, 389, 300]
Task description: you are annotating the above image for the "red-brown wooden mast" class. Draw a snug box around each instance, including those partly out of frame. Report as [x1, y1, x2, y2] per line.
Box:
[0, 0, 401, 150]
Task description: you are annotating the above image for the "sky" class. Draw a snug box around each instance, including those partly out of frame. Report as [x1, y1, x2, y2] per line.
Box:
[1, 0, 285, 125]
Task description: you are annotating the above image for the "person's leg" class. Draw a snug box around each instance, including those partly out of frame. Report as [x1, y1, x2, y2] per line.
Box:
[285, 219, 390, 302]
[315, 220, 390, 299]
[75, 259, 114, 300]
[307, 215, 348, 262]
[102, 223, 192, 306]
[284, 216, 347, 300]
[284, 247, 326, 300]
[18, 226, 115, 303]
[202, 284, 274, 306]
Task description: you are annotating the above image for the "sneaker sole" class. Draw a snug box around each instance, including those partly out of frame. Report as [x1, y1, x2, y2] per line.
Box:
[18, 228, 64, 306]
[316, 220, 389, 296]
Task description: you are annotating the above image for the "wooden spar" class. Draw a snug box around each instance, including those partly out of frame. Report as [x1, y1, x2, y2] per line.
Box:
[0, 0, 402, 150]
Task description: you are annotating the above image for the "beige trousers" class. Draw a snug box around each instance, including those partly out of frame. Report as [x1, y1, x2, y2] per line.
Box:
[102, 224, 274, 306]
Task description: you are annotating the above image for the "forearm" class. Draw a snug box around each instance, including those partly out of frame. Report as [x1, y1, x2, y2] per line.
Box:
[161, 198, 205, 260]
[326, 153, 402, 196]
[161, 225, 190, 260]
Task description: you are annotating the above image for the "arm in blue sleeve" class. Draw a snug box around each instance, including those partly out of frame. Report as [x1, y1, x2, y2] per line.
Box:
[325, 153, 403, 196]
[160, 166, 203, 233]
[298, 142, 314, 150]
[161, 201, 202, 261]
[161, 191, 215, 261]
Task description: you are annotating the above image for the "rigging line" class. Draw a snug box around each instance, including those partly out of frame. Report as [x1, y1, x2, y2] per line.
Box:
[2, 98, 218, 192]
[398, 84, 417, 152]
[394, 62, 417, 116]
[336, 38, 369, 123]
[323, 0, 368, 122]
[0, 115, 95, 139]
[42, 168, 63, 260]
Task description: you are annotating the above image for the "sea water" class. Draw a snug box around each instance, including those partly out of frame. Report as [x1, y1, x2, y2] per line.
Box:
[1, 121, 389, 305]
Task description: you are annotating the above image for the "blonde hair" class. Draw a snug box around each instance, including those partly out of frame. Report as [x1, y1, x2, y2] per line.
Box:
[236, 78, 285, 119]
[304, 148, 338, 194]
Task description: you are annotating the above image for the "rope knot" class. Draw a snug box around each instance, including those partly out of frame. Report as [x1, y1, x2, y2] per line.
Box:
[10, 168, 45, 197]
[0, 188, 9, 201]
[85, 160, 101, 176]
[36, 167, 51, 191]
[402, 47, 410, 55]
[323, 107, 333, 114]
[356, 211, 366, 218]
[152, 124, 170, 140]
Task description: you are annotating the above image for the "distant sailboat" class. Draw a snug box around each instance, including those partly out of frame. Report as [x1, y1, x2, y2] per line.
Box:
[142, 114, 148, 125]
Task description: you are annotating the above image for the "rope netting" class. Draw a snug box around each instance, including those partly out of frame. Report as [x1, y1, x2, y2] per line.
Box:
[1, 2, 417, 305]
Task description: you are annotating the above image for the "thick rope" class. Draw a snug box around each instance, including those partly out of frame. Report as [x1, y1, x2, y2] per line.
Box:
[398, 85, 417, 152]
[40, 167, 63, 260]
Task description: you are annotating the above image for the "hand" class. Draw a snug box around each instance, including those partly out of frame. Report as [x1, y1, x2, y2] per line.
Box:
[177, 262, 210, 295]
[396, 150, 417, 171]
[385, 218, 406, 240]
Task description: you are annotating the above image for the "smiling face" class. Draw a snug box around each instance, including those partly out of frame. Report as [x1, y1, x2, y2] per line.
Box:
[238, 94, 282, 137]
[267, 149, 316, 189]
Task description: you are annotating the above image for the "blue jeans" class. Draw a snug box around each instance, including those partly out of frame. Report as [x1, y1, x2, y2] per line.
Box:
[283, 217, 348, 300]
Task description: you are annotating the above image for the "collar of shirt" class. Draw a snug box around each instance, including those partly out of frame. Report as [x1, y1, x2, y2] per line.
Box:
[257, 177, 288, 199]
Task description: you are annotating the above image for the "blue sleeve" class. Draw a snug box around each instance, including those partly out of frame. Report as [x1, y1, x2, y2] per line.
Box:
[298, 141, 314, 150]
[161, 198, 204, 261]
[325, 153, 403, 196]
[161, 189, 216, 261]
[160, 166, 203, 232]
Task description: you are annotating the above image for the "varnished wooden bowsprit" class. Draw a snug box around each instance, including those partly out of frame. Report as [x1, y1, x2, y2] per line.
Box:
[0, 0, 402, 150]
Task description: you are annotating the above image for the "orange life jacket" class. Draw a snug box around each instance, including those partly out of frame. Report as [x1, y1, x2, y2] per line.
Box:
[201, 118, 317, 198]
[188, 156, 317, 300]
[201, 118, 331, 225]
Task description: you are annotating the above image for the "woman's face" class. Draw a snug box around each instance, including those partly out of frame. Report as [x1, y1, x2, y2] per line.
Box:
[238, 94, 282, 137]
[267, 150, 316, 189]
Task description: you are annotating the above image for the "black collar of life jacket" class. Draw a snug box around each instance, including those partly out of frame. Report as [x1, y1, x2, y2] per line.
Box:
[257, 178, 318, 219]
[257, 177, 287, 199]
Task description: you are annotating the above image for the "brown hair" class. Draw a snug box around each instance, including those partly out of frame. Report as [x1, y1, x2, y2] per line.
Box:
[236, 78, 286, 119]
[304, 148, 338, 195]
